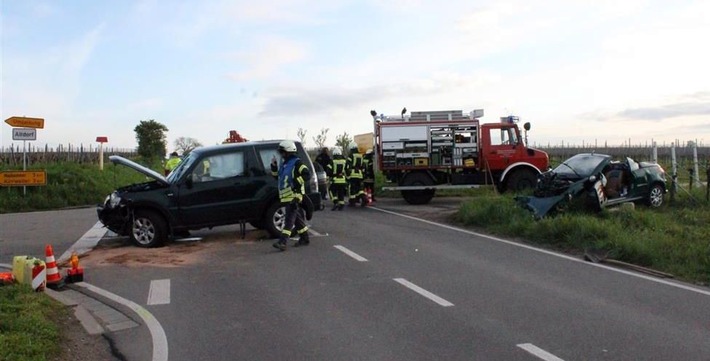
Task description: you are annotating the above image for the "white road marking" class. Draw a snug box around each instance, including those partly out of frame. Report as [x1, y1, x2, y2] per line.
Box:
[393, 278, 454, 307]
[58, 221, 108, 264]
[309, 228, 327, 237]
[517, 343, 565, 361]
[76, 282, 168, 361]
[371, 206, 710, 297]
[147, 279, 171, 305]
[334, 245, 368, 262]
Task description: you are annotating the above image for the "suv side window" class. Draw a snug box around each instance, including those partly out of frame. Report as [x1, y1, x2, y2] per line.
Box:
[191, 152, 245, 183]
[258, 149, 280, 174]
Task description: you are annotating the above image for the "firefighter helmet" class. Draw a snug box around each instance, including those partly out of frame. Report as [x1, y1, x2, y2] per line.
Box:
[332, 147, 342, 156]
[278, 140, 297, 153]
[349, 142, 359, 151]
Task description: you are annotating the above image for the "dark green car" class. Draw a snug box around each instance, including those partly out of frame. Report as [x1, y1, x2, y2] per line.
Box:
[517, 153, 667, 218]
[97, 140, 320, 247]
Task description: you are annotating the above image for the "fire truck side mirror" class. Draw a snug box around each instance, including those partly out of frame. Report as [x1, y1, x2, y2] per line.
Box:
[524, 122, 531, 131]
[370, 110, 377, 117]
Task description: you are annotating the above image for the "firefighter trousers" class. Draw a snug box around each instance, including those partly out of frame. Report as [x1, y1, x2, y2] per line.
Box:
[280, 202, 308, 240]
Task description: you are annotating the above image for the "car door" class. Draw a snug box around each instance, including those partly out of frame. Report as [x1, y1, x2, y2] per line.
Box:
[177, 149, 257, 227]
[626, 157, 648, 197]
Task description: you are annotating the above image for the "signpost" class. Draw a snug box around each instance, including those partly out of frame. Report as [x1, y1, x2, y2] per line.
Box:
[0, 171, 47, 186]
[12, 128, 37, 141]
[4, 116, 45, 129]
[96, 136, 108, 170]
[3, 116, 46, 194]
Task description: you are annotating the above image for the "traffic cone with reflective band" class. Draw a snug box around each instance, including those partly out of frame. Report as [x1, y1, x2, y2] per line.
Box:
[366, 188, 373, 204]
[44, 245, 63, 289]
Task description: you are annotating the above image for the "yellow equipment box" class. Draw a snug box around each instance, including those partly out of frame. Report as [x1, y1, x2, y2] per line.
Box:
[415, 158, 429, 166]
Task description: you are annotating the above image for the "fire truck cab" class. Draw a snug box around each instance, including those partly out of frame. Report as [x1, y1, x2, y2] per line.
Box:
[373, 108, 549, 204]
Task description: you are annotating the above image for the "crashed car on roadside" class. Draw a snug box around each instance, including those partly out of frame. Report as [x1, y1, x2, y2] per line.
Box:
[516, 153, 667, 218]
[97, 140, 320, 247]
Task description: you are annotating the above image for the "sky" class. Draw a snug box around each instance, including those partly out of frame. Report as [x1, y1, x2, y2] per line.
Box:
[1, 0, 709, 153]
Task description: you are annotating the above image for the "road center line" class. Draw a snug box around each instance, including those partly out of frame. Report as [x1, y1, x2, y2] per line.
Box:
[393, 278, 454, 307]
[76, 282, 168, 361]
[334, 245, 368, 262]
[517, 343, 565, 361]
[147, 279, 171, 305]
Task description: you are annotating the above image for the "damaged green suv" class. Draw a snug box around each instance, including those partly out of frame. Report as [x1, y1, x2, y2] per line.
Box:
[97, 140, 320, 247]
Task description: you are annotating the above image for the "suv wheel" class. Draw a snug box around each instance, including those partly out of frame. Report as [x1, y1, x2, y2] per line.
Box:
[263, 202, 286, 238]
[130, 210, 166, 248]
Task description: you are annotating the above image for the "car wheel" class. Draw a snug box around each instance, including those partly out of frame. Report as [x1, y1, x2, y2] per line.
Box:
[263, 202, 286, 238]
[130, 210, 166, 248]
[647, 183, 664, 208]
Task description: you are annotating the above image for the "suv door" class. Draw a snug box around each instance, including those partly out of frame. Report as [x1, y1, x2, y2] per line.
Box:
[177, 149, 258, 227]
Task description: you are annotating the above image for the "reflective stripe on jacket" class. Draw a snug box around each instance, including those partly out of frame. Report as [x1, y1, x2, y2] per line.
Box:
[347, 153, 364, 179]
[328, 157, 347, 184]
[277, 156, 308, 203]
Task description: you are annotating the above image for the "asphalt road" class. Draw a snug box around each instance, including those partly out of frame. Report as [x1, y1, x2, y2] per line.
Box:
[4, 199, 710, 360]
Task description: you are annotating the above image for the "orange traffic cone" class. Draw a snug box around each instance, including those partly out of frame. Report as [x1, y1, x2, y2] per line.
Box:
[45, 245, 63, 289]
[366, 188, 373, 204]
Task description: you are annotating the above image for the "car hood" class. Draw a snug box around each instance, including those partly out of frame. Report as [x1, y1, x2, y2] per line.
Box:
[109, 155, 169, 186]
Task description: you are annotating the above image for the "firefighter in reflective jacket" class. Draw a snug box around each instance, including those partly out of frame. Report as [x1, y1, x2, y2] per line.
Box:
[270, 140, 311, 251]
[363, 149, 376, 203]
[327, 147, 347, 211]
[346, 142, 367, 207]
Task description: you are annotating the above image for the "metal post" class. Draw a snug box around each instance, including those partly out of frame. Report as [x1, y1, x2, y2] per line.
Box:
[99, 142, 104, 170]
[23, 140, 27, 196]
[671, 142, 677, 193]
[652, 140, 657, 163]
[692, 140, 700, 188]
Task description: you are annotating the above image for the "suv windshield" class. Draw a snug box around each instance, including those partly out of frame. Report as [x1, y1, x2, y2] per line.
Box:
[553, 154, 607, 177]
[166, 152, 199, 183]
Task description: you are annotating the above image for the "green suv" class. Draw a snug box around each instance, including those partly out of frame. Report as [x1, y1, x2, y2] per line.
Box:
[97, 140, 320, 247]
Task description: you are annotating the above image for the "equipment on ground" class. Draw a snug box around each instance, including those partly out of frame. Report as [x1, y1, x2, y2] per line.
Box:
[372, 108, 549, 204]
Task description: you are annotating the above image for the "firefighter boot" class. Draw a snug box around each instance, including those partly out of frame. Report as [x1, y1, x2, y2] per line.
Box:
[294, 231, 310, 247]
[272, 237, 287, 251]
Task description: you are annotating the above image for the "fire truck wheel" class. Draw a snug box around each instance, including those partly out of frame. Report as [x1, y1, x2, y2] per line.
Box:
[401, 173, 435, 205]
[505, 169, 537, 192]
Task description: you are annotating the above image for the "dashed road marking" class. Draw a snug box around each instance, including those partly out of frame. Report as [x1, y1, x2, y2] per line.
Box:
[147, 279, 171, 306]
[334, 245, 368, 262]
[517, 343, 565, 361]
[393, 278, 454, 307]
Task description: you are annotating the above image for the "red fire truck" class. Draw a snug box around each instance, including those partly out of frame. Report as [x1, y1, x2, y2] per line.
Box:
[373, 108, 549, 204]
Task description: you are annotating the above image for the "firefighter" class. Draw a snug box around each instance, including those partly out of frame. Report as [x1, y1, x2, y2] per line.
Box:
[270, 140, 311, 250]
[346, 142, 367, 207]
[164, 152, 181, 176]
[327, 147, 347, 210]
[363, 149, 376, 203]
[315, 147, 331, 200]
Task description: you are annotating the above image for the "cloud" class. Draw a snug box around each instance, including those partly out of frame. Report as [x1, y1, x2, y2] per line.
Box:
[613, 92, 710, 121]
[225, 36, 310, 81]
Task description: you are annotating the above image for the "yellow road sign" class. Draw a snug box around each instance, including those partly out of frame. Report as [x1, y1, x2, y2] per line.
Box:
[4, 116, 45, 129]
[0, 171, 47, 186]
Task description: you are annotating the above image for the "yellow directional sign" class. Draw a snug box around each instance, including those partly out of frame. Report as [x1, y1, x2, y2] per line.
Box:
[4, 116, 45, 129]
[0, 171, 47, 186]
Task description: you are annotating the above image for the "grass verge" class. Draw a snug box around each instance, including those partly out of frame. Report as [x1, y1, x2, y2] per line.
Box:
[454, 190, 710, 285]
[0, 284, 65, 361]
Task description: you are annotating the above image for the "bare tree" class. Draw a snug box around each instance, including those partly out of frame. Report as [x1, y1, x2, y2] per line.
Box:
[312, 128, 329, 149]
[335, 132, 353, 155]
[174, 137, 203, 155]
[297, 127, 307, 146]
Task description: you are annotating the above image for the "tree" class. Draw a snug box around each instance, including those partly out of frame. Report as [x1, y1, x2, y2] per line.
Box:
[335, 132, 353, 155]
[134, 119, 169, 160]
[312, 128, 329, 149]
[174, 136, 202, 155]
[297, 127, 307, 146]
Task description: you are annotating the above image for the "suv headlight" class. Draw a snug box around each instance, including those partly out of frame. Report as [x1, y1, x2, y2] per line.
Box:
[105, 192, 121, 208]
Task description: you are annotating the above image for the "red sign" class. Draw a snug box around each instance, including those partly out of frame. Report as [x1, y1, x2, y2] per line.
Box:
[96, 136, 108, 143]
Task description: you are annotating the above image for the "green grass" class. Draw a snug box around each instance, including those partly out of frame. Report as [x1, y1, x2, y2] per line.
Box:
[0, 161, 155, 213]
[454, 189, 710, 285]
[0, 284, 66, 361]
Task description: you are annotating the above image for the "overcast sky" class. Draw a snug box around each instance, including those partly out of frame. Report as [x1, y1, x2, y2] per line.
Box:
[2, 0, 709, 152]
